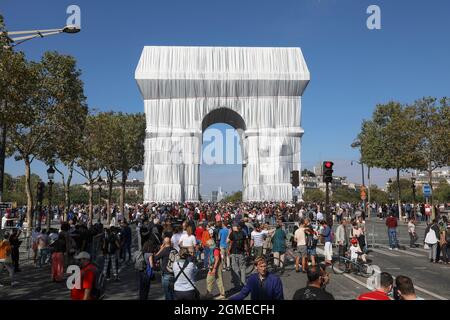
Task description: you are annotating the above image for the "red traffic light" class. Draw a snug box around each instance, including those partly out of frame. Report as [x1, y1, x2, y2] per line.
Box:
[324, 161, 333, 168]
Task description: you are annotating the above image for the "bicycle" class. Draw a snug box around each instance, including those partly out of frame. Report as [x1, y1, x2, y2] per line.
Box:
[331, 253, 373, 278]
[245, 247, 279, 275]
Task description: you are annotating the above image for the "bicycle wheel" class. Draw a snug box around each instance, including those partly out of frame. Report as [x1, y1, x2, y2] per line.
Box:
[358, 263, 373, 278]
[332, 257, 347, 274]
[245, 257, 255, 275]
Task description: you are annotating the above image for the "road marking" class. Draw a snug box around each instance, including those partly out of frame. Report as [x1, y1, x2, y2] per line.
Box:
[410, 247, 429, 253]
[414, 285, 447, 301]
[342, 267, 448, 300]
[377, 245, 424, 257]
[370, 248, 400, 257]
[343, 273, 368, 288]
[385, 267, 401, 270]
[414, 267, 427, 270]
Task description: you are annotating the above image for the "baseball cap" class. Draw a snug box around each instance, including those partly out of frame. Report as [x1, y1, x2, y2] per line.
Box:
[74, 251, 91, 260]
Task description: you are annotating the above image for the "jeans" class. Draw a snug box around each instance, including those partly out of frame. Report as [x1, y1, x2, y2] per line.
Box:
[37, 248, 50, 267]
[161, 273, 175, 300]
[120, 242, 132, 261]
[388, 228, 398, 249]
[338, 244, 347, 258]
[103, 254, 118, 277]
[203, 247, 210, 269]
[0, 261, 14, 283]
[138, 271, 151, 300]
[441, 244, 449, 263]
[230, 253, 246, 289]
[429, 243, 438, 261]
[409, 233, 418, 247]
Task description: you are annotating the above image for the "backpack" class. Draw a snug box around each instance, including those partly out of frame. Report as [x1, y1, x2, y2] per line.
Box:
[165, 249, 178, 274]
[133, 251, 146, 271]
[445, 231, 450, 244]
[84, 263, 106, 300]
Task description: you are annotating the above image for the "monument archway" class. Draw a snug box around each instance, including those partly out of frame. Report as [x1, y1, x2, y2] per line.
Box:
[135, 46, 310, 202]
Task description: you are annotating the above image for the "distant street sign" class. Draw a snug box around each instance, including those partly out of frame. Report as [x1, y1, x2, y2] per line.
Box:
[423, 184, 432, 197]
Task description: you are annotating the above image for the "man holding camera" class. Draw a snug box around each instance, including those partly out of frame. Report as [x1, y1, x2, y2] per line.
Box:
[292, 265, 334, 300]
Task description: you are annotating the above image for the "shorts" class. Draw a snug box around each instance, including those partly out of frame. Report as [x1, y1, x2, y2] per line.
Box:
[296, 245, 307, 257]
[307, 247, 316, 256]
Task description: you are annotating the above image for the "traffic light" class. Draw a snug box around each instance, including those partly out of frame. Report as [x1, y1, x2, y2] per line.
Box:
[37, 181, 45, 203]
[290, 170, 299, 187]
[323, 161, 334, 183]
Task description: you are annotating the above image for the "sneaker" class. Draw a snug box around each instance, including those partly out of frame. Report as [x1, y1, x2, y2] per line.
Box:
[0, 283, 4, 287]
[215, 295, 226, 300]
[10, 281, 19, 287]
[389, 248, 393, 251]
[394, 248, 399, 251]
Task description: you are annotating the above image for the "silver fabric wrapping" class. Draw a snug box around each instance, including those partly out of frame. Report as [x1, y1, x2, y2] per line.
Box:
[136, 46, 310, 202]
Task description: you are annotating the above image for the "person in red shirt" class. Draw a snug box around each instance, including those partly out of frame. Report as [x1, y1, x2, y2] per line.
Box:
[385, 213, 399, 250]
[71, 251, 97, 300]
[357, 272, 393, 300]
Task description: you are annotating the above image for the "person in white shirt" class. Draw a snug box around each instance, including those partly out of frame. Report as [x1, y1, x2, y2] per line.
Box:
[250, 224, 269, 258]
[316, 211, 324, 222]
[408, 218, 418, 248]
[350, 238, 367, 263]
[179, 226, 196, 255]
[171, 225, 183, 252]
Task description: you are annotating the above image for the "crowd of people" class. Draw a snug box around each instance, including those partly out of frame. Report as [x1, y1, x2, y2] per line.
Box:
[0, 200, 449, 300]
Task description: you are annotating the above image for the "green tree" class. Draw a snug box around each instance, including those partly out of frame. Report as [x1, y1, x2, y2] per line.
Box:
[332, 187, 359, 203]
[410, 97, 450, 217]
[301, 169, 316, 177]
[223, 191, 242, 202]
[38, 51, 88, 220]
[303, 189, 325, 202]
[357, 102, 422, 218]
[116, 113, 145, 216]
[95, 112, 122, 224]
[74, 114, 103, 224]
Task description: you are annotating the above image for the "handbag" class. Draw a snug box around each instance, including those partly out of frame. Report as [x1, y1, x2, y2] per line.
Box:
[425, 229, 438, 245]
[424, 243, 430, 250]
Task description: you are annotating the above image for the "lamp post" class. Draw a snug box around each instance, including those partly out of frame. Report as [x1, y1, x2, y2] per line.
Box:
[411, 177, 416, 219]
[97, 176, 103, 222]
[46, 165, 55, 230]
[387, 178, 393, 204]
[351, 160, 367, 217]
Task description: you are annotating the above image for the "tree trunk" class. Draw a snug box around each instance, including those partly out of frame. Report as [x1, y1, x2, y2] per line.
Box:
[429, 163, 435, 220]
[64, 162, 74, 220]
[88, 180, 94, 227]
[120, 171, 127, 220]
[106, 171, 114, 225]
[396, 168, 402, 220]
[24, 156, 33, 232]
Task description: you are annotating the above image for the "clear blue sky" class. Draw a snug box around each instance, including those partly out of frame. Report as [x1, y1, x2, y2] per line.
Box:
[2, 0, 450, 195]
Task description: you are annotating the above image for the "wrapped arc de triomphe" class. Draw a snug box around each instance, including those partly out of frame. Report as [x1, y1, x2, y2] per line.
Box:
[135, 46, 310, 203]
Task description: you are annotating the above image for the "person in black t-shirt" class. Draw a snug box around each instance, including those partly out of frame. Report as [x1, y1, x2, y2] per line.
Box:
[227, 223, 248, 290]
[292, 265, 334, 300]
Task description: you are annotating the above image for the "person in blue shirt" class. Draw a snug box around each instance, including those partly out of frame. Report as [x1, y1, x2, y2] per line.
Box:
[230, 256, 284, 300]
[219, 224, 230, 271]
[320, 221, 333, 265]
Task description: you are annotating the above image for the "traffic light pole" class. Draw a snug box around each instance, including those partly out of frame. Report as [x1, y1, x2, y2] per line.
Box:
[325, 181, 330, 215]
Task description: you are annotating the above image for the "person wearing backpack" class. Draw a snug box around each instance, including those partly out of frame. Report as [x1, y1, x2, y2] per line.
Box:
[424, 219, 440, 263]
[173, 247, 199, 300]
[154, 237, 176, 300]
[205, 239, 225, 300]
[71, 252, 97, 300]
[137, 239, 156, 300]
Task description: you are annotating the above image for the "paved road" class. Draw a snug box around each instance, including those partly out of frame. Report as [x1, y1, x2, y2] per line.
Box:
[1, 219, 449, 300]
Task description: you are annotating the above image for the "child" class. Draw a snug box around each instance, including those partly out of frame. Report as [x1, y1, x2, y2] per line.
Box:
[350, 238, 367, 263]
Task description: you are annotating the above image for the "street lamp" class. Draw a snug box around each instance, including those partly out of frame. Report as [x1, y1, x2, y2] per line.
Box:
[411, 177, 416, 218]
[97, 176, 103, 222]
[387, 178, 393, 203]
[6, 24, 81, 47]
[46, 165, 55, 230]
